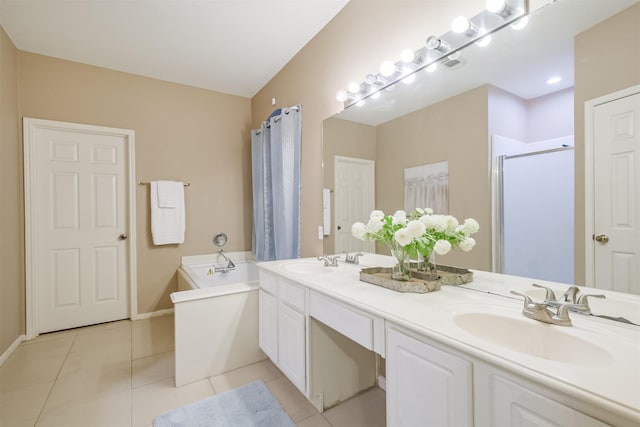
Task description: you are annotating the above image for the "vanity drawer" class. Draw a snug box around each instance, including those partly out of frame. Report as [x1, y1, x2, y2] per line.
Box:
[260, 270, 278, 296]
[309, 291, 374, 351]
[279, 278, 306, 312]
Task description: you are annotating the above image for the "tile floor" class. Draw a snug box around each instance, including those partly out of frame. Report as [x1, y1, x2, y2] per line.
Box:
[0, 315, 386, 427]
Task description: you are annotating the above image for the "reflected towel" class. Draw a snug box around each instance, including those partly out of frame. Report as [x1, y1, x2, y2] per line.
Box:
[151, 181, 185, 245]
[156, 180, 179, 207]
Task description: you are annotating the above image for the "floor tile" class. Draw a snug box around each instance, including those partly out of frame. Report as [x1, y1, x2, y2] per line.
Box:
[69, 323, 132, 354]
[23, 329, 77, 345]
[297, 413, 333, 427]
[132, 351, 175, 388]
[45, 358, 132, 408]
[59, 341, 131, 374]
[323, 387, 386, 427]
[266, 376, 319, 423]
[209, 359, 282, 393]
[132, 377, 213, 427]
[75, 319, 131, 336]
[37, 388, 132, 427]
[132, 315, 175, 360]
[8, 334, 74, 362]
[0, 356, 66, 393]
[0, 381, 54, 427]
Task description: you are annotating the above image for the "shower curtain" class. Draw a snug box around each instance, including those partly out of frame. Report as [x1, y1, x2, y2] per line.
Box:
[404, 162, 449, 214]
[251, 106, 302, 261]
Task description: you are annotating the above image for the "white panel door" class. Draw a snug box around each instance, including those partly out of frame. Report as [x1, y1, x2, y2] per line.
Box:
[34, 124, 129, 333]
[334, 156, 375, 254]
[594, 93, 640, 294]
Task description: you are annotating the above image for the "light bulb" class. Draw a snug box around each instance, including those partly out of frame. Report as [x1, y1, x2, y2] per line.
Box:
[348, 82, 361, 94]
[401, 49, 415, 63]
[426, 36, 450, 53]
[380, 61, 397, 77]
[365, 74, 377, 85]
[475, 30, 492, 47]
[511, 15, 529, 30]
[425, 63, 438, 73]
[371, 91, 381, 99]
[485, 0, 506, 13]
[336, 90, 347, 102]
[452, 16, 470, 34]
[402, 69, 415, 84]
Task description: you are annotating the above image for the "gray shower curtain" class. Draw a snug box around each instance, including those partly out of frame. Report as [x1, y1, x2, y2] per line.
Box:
[251, 105, 302, 261]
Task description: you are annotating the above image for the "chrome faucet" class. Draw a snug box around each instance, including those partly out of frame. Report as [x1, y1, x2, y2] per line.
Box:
[317, 255, 339, 267]
[532, 283, 605, 315]
[215, 249, 236, 273]
[510, 290, 581, 326]
[344, 252, 363, 264]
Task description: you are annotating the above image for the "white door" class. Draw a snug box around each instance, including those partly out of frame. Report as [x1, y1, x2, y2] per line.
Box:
[334, 156, 375, 254]
[593, 93, 640, 294]
[25, 119, 134, 334]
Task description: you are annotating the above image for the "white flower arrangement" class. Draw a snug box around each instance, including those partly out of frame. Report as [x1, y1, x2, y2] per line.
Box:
[352, 208, 479, 263]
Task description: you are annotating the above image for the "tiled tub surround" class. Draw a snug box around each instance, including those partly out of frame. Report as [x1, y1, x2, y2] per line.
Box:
[172, 252, 266, 386]
[258, 255, 640, 426]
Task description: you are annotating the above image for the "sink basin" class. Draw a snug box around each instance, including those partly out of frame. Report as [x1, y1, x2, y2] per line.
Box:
[453, 310, 615, 366]
[281, 261, 338, 275]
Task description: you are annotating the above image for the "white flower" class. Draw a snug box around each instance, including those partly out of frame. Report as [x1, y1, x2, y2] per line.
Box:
[366, 218, 384, 234]
[370, 210, 385, 221]
[351, 222, 367, 240]
[406, 220, 426, 239]
[462, 218, 480, 235]
[392, 210, 407, 226]
[434, 239, 452, 255]
[415, 207, 425, 215]
[394, 228, 413, 246]
[445, 215, 459, 231]
[429, 215, 448, 232]
[423, 208, 434, 215]
[459, 237, 476, 252]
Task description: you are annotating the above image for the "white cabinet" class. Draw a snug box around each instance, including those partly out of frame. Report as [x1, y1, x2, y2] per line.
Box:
[258, 289, 278, 361]
[258, 270, 307, 394]
[386, 325, 473, 427]
[474, 362, 611, 427]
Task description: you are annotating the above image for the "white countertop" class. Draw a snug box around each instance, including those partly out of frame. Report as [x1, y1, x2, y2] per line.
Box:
[258, 255, 640, 422]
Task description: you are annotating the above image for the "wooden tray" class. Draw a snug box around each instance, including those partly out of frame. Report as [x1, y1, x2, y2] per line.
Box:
[359, 267, 441, 294]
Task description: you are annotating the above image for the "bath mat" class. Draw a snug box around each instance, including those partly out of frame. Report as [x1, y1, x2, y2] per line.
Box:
[152, 381, 295, 427]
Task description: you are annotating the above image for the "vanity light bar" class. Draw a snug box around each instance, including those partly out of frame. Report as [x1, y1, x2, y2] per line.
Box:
[337, 0, 528, 108]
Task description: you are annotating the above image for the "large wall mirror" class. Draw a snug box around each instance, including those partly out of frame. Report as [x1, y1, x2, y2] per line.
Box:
[322, 0, 639, 293]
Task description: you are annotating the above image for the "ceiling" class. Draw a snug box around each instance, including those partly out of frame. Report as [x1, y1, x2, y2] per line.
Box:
[0, 0, 349, 98]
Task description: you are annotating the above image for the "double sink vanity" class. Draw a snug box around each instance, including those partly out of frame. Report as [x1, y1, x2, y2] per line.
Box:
[257, 254, 640, 426]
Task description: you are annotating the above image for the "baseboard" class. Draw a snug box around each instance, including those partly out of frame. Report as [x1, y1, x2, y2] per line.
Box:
[132, 308, 175, 321]
[377, 375, 387, 391]
[0, 334, 26, 367]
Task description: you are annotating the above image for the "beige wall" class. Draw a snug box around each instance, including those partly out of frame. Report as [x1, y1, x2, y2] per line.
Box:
[376, 86, 491, 270]
[574, 3, 640, 285]
[18, 52, 253, 315]
[252, 0, 486, 257]
[0, 26, 24, 355]
[322, 117, 376, 253]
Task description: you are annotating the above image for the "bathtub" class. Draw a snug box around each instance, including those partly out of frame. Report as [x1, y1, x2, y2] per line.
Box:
[172, 251, 266, 387]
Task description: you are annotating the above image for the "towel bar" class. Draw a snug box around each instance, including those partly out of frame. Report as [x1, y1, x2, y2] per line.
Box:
[138, 180, 191, 187]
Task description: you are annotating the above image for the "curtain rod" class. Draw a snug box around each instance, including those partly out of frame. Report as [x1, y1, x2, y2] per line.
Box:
[138, 180, 191, 187]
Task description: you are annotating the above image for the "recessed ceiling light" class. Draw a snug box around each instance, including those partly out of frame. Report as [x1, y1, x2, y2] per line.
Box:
[547, 76, 562, 85]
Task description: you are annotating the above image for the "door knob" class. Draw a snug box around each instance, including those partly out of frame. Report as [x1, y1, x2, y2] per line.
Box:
[118, 234, 128, 241]
[337, 225, 342, 230]
[593, 234, 609, 244]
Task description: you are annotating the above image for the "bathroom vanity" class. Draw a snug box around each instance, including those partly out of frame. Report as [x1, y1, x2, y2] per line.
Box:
[257, 255, 640, 427]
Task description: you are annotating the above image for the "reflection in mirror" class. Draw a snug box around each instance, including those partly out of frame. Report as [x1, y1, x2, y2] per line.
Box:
[322, 0, 639, 294]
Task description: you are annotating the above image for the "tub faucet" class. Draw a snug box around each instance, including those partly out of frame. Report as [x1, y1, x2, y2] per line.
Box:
[344, 252, 363, 264]
[317, 255, 339, 267]
[215, 249, 236, 273]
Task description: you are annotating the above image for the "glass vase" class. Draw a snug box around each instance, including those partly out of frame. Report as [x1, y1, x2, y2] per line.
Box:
[390, 245, 411, 281]
[419, 250, 437, 275]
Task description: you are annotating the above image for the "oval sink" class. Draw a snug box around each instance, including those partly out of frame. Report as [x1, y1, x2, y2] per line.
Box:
[281, 261, 337, 275]
[453, 311, 615, 366]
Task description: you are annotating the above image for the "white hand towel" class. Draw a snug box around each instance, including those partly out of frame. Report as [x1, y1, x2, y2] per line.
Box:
[157, 180, 179, 208]
[151, 181, 185, 245]
[322, 188, 331, 236]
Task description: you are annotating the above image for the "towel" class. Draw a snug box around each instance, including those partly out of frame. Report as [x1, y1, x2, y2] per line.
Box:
[151, 181, 185, 245]
[323, 188, 331, 236]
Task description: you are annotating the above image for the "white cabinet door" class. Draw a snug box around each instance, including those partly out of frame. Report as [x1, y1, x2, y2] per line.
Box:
[387, 326, 473, 427]
[258, 290, 278, 362]
[278, 303, 306, 393]
[478, 367, 608, 427]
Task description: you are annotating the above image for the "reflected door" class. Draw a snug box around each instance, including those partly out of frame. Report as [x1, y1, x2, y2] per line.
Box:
[334, 156, 375, 254]
[594, 93, 640, 294]
[33, 122, 129, 333]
